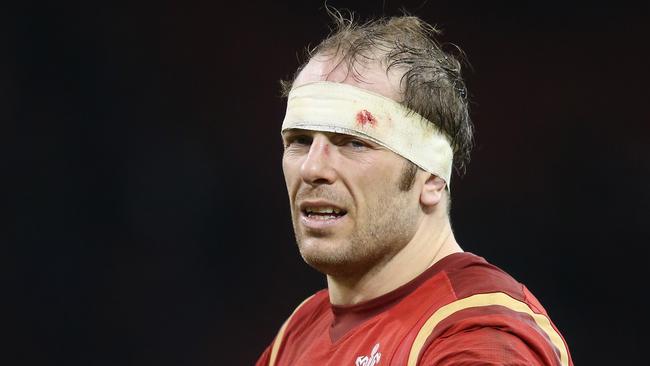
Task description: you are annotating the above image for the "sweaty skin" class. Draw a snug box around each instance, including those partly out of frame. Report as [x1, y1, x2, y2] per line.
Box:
[283, 54, 462, 306]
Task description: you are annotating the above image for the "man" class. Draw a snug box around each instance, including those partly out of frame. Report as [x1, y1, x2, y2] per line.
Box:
[257, 11, 573, 366]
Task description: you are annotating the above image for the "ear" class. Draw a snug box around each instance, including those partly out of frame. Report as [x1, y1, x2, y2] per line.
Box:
[420, 175, 446, 207]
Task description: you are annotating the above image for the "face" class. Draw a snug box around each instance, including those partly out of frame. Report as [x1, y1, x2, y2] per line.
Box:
[281, 51, 454, 277]
[282, 53, 425, 277]
[282, 130, 422, 277]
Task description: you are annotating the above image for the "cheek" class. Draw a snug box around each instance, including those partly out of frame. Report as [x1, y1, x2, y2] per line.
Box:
[353, 165, 405, 205]
[282, 158, 300, 194]
[361, 163, 397, 187]
[347, 170, 383, 206]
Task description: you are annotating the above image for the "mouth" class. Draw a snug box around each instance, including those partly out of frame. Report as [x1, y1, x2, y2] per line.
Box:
[299, 201, 348, 228]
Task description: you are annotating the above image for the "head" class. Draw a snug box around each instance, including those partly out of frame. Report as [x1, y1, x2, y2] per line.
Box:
[280, 10, 473, 278]
[282, 9, 474, 174]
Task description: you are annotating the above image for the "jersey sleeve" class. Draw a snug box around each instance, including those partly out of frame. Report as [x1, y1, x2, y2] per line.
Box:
[418, 326, 549, 365]
[414, 302, 568, 366]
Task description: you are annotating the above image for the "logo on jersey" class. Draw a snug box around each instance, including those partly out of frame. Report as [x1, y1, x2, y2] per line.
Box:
[355, 343, 381, 366]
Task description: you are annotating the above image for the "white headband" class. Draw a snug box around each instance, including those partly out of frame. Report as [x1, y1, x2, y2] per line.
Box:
[281, 81, 453, 187]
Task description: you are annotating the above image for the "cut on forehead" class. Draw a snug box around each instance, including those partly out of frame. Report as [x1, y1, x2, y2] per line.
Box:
[292, 52, 405, 102]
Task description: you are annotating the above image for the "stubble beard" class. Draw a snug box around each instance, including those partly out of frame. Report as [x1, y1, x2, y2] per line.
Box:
[292, 184, 419, 279]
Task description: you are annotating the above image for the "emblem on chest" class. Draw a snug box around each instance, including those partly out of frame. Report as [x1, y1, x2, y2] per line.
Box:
[355, 343, 381, 366]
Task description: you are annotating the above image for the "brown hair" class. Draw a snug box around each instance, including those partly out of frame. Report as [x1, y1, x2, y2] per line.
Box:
[281, 8, 474, 175]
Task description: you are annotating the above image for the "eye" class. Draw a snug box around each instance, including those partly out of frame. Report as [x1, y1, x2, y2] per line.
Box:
[284, 134, 312, 148]
[339, 137, 369, 150]
[330, 135, 371, 150]
[348, 139, 367, 148]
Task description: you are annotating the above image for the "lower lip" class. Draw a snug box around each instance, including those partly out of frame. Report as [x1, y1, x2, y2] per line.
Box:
[300, 213, 348, 230]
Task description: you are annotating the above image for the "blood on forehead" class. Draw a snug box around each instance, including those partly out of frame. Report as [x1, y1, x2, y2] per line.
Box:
[355, 110, 377, 127]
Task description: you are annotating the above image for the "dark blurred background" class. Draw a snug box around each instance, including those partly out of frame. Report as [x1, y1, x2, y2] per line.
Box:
[5, 0, 648, 364]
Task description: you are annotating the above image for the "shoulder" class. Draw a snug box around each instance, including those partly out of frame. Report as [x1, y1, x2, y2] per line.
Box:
[413, 294, 571, 365]
[441, 252, 528, 302]
[260, 290, 329, 366]
[272, 289, 329, 341]
[409, 253, 572, 366]
[284, 289, 330, 330]
[434, 252, 553, 317]
[418, 326, 556, 365]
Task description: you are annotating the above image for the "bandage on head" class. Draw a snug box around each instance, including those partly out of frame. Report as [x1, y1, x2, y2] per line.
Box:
[281, 81, 454, 187]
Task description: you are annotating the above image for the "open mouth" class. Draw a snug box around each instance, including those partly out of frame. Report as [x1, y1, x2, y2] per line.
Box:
[302, 206, 348, 220]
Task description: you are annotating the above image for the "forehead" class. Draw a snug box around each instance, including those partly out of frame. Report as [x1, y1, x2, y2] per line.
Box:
[293, 54, 403, 102]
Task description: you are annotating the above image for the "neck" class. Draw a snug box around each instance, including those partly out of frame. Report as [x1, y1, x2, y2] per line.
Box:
[326, 215, 462, 306]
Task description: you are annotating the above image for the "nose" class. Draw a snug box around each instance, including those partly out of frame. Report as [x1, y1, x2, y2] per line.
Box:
[300, 134, 337, 185]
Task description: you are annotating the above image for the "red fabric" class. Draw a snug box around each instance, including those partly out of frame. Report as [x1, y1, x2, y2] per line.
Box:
[419, 327, 547, 365]
[256, 252, 573, 366]
[418, 306, 564, 365]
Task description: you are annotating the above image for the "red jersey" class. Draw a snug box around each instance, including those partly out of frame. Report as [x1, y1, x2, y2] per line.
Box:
[256, 252, 573, 366]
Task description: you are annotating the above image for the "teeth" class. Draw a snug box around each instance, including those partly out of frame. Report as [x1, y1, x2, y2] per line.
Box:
[306, 207, 341, 214]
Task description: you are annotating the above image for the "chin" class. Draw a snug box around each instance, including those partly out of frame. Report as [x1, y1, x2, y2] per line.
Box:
[299, 243, 378, 278]
[302, 256, 356, 277]
[298, 240, 349, 273]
